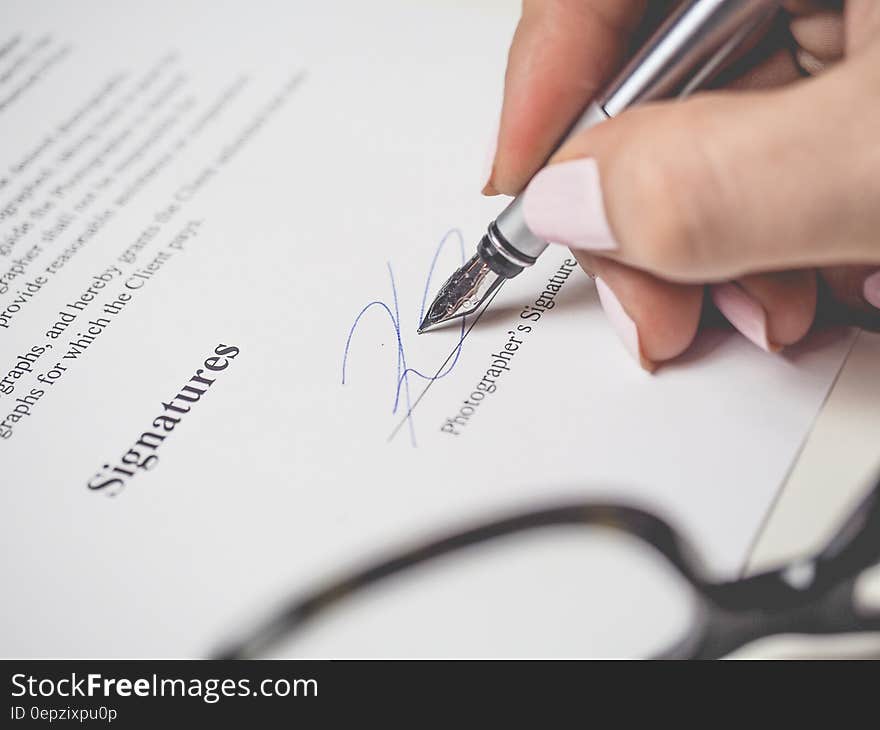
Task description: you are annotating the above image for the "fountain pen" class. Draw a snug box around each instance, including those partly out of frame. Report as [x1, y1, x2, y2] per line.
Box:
[419, 0, 781, 333]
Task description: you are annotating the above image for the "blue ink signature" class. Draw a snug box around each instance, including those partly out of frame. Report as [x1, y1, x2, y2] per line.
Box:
[342, 228, 468, 446]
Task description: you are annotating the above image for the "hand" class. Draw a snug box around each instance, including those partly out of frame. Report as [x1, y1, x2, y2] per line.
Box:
[484, 0, 880, 370]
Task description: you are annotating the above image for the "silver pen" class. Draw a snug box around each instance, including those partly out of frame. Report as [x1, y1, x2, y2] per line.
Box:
[419, 0, 781, 333]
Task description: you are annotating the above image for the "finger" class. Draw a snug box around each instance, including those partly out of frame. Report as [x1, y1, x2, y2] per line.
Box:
[819, 265, 880, 330]
[711, 270, 817, 352]
[574, 252, 702, 371]
[520, 55, 880, 282]
[845, 0, 880, 55]
[789, 11, 845, 62]
[486, 0, 645, 196]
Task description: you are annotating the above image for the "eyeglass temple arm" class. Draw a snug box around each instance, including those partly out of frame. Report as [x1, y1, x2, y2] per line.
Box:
[669, 475, 880, 658]
[213, 503, 700, 659]
[665, 574, 880, 660]
[700, 473, 880, 614]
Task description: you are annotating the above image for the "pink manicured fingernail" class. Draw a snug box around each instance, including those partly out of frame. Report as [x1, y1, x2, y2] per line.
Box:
[595, 278, 655, 372]
[863, 270, 880, 309]
[523, 158, 618, 250]
[481, 116, 499, 195]
[711, 282, 781, 353]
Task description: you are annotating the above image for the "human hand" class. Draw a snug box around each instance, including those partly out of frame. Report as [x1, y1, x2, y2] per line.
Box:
[485, 0, 880, 370]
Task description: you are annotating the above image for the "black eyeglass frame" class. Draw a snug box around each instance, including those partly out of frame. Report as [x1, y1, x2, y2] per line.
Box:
[216, 474, 880, 660]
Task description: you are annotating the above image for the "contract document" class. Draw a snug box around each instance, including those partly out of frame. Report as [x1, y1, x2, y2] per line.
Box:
[0, 0, 855, 657]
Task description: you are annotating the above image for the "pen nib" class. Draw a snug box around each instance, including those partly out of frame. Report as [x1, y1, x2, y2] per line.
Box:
[418, 252, 503, 333]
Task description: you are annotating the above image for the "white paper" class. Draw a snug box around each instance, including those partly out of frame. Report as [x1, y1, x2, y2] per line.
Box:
[0, 0, 855, 657]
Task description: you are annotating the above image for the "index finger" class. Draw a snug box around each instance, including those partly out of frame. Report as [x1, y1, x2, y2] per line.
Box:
[486, 0, 646, 196]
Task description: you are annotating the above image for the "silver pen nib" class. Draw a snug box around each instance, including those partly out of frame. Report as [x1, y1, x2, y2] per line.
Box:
[418, 252, 503, 333]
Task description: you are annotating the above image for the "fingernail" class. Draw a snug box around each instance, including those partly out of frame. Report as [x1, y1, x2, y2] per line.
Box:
[595, 278, 655, 372]
[863, 270, 880, 309]
[711, 283, 782, 353]
[523, 158, 618, 250]
[481, 116, 499, 195]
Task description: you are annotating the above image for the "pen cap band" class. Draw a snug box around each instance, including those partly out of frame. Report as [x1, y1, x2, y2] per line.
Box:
[477, 232, 525, 278]
[600, 0, 781, 116]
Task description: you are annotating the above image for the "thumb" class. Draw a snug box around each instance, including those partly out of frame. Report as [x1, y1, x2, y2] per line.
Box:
[521, 53, 880, 283]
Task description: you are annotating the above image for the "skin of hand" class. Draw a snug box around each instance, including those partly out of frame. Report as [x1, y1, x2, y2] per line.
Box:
[484, 0, 880, 371]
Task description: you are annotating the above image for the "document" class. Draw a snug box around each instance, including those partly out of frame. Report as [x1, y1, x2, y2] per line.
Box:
[0, 0, 855, 657]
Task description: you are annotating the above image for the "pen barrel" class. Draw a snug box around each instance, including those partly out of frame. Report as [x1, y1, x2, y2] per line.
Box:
[600, 0, 781, 115]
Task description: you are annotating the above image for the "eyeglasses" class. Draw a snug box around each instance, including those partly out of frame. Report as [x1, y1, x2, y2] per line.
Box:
[216, 473, 880, 659]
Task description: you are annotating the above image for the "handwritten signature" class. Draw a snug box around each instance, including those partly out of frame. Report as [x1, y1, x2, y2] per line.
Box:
[342, 229, 467, 445]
